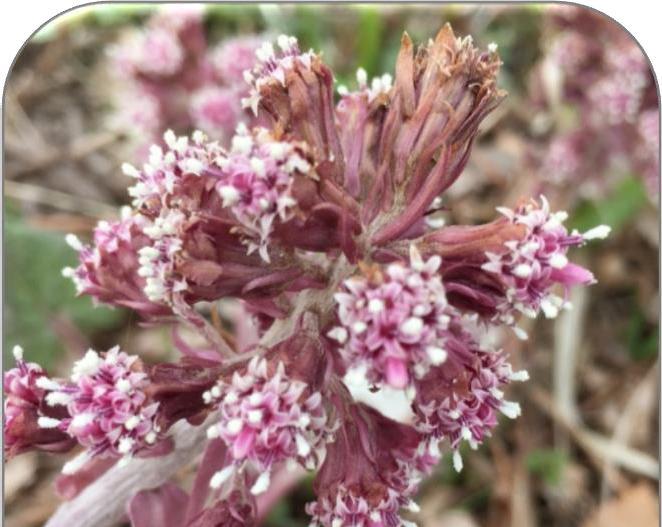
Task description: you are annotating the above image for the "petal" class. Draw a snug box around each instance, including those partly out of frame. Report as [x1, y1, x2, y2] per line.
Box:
[385, 358, 409, 389]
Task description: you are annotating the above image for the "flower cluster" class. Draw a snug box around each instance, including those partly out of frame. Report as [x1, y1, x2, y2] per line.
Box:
[215, 125, 311, 261]
[413, 332, 529, 471]
[4, 346, 75, 458]
[329, 247, 450, 389]
[8, 24, 611, 527]
[37, 347, 161, 473]
[482, 197, 610, 324]
[66, 128, 316, 324]
[205, 357, 330, 495]
[242, 34, 317, 114]
[330, 247, 534, 473]
[108, 6, 261, 156]
[4, 346, 47, 425]
[62, 210, 173, 317]
[531, 6, 659, 195]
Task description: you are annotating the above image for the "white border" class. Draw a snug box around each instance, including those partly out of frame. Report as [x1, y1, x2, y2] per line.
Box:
[1, 1, 661, 95]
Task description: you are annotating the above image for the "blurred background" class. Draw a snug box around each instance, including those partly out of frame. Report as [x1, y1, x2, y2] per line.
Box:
[3, 4, 659, 526]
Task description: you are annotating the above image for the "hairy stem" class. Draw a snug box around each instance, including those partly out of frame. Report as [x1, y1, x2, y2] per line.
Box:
[45, 417, 213, 527]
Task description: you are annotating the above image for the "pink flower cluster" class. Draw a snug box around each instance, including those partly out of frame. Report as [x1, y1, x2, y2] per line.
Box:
[62, 210, 172, 317]
[329, 248, 532, 475]
[64, 126, 319, 338]
[37, 347, 161, 472]
[4, 347, 47, 428]
[205, 357, 330, 495]
[531, 6, 659, 194]
[483, 197, 609, 326]
[413, 334, 528, 471]
[3, 346, 75, 457]
[109, 6, 262, 154]
[7, 24, 611, 527]
[215, 125, 310, 261]
[329, 247, 450, 389]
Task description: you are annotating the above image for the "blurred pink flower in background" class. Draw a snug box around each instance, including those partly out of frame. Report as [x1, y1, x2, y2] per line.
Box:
[530, 6, 659, 196]
[107, 7, 261, 157]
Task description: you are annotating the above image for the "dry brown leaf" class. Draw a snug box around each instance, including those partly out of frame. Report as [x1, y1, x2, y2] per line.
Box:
[581, 484, 659, 527]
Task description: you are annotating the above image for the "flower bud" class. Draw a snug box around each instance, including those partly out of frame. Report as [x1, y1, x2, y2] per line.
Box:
[3, 346, 75, 458]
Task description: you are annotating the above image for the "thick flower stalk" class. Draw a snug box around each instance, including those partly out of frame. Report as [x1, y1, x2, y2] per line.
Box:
[8, 24, 611, 527]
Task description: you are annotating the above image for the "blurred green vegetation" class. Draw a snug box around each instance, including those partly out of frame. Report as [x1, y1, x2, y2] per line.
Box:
[33, 4, 545, 92]
[626, 308, 659, 361]
[4, 203, 126, 369]
[569, 177, 649, 235]
[526, 448, 567, 486]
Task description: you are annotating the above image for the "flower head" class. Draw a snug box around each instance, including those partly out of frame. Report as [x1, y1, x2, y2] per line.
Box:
[4, 345, 47, 410]
[62, 212, 171, 317]
[125, 129, 223, 210]
[242, 34, 317, 114]
[482, 197, 609, 323]
[4, 346, 75, 457]
[41, 347, 160, 472]
[214, 126, 311, 261]
[329, 246, 451, 389]
[205, 357, 329, 495]
[413, 330, 529, 471]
